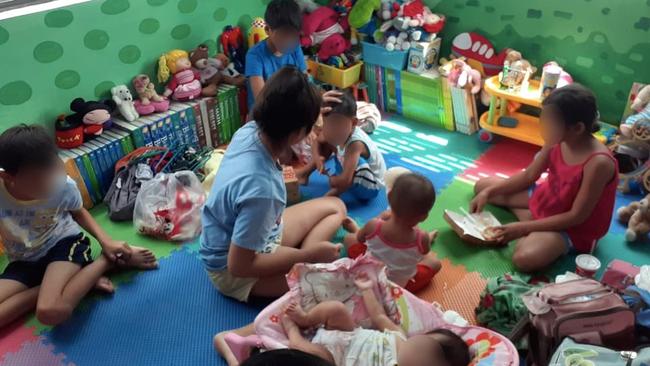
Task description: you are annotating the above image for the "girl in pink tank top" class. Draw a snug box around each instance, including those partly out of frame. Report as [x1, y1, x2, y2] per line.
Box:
[470, 84, 618, 273]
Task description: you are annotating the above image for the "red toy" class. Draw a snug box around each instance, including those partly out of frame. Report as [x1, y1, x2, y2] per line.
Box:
[220, 26, 246, 74]
[301, 6, 351, 62]
[452, 32, 511, 77]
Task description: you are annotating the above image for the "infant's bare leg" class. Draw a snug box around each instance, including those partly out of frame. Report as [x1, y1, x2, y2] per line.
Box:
[282, 315, 336, 364]
[286, 300, 355, 331]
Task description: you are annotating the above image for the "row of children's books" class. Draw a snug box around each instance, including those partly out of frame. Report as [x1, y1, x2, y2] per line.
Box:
[61, 85, 242, 209]
[450, 85, 479, 135]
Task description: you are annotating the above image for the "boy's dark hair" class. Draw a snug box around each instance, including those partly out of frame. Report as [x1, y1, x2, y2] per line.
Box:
[0, 124, 58, 175]
[323, 91, 357, 118]
[542, 83, 600, 133]
[427, 329, 471, 366]
[241, 349, 334, 366]
[253, 66, 321, 147]
[389, 173, 435, 218]
[265, 0, 302, 31]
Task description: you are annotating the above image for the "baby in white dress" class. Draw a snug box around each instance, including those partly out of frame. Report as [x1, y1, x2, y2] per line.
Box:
[281, 274, 470, 366]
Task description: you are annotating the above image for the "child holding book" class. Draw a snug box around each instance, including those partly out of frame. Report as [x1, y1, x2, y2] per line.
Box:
[304, 91, 386, 200]
[344, 173, 441, 293]
[0, 125, 158, 329]
[471, 84, 618, 272]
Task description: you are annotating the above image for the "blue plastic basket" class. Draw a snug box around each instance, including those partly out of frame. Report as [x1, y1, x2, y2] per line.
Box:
[361, 41, 408, 71]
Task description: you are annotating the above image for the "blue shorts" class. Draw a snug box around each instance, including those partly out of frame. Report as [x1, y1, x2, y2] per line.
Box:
[0, 234, 92, 288]
[334, 157, 381, 201]
[528, 184, 574, 253]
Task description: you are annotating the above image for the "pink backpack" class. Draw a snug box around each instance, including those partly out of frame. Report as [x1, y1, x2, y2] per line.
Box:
[511, 278, 636, 366]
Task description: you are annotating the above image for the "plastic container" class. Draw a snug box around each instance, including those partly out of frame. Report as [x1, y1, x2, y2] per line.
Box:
[361, 41, 408, 71]
[307, 60, 363, 89]
[575, 254, 601, 278]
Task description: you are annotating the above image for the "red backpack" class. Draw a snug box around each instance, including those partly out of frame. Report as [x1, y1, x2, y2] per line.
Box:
[511, 278, 636, 366]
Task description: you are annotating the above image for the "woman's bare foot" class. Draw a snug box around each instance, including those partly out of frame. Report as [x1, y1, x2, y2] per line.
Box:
[94, 276, 115, 293]
[342, 217, 359, 233]
[116, 247, 158, 270]
[214, 332, 240, 366]
[285, 301, 311, 328]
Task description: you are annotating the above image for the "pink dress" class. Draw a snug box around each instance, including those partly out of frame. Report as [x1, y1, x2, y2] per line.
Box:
[529, 144, 618, 253]
[166, 69, 202, 101]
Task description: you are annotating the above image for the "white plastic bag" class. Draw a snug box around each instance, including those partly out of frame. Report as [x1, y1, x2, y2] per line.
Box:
[133, 170, 206, 241]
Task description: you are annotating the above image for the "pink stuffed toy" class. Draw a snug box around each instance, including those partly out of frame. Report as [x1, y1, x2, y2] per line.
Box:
[301, 6, 351, 61]
[447, 59, 482, 94]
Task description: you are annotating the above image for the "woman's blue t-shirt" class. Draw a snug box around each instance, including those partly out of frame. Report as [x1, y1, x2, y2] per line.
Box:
[199, 122, 286, 272]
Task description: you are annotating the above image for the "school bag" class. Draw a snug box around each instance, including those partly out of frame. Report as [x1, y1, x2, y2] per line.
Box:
[510, 278, 636, 366]
[548, 337, 649, 366]
[623, 285, 650, 341]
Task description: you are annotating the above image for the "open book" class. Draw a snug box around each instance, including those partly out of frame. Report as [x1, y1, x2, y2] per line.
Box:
[443, 209, 505, 247]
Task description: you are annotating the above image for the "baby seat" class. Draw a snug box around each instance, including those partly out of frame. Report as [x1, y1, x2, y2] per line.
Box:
[226, 257, 519, 366]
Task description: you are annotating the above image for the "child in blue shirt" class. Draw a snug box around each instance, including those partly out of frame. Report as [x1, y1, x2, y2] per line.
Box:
[200, 67, 346, 305]
[0, 125, 158, 329]
[245, 0, 307, 109]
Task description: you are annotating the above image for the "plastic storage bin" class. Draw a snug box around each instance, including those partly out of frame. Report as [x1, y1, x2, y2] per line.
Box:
[361, 41, 408, 71]
[307, 60, 363, 89]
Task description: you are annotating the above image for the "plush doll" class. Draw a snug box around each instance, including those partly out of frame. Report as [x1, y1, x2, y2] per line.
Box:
[248, 17, 269, 48]
[447, 59, 482, 94]
[68, 98, 116, 139]
[220, 26, 245, 74]
[190, 44, 224, 97]
[622, 85, 650, 138]
[301, 6, 351, 62]
[618, 194, 650, 242]
[132, 74, 169, 115]
[110, 85, 139, 122]
[215, 53, 246, 87]
[54, 114, 84, 149]
[349, 0, 381, 29]
[158, 49, 202, 101]
[500, 50, 537, 88]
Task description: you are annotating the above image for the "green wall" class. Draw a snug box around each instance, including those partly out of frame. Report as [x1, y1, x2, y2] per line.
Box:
[427, 0, 650, 124]
[0, 0, 648, 128]
[0, 0, 266, 131]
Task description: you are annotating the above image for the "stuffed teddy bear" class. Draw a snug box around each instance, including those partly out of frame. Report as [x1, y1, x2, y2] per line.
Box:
[111, 85, 139, 122]
[447, 59, 482, 94]
[132, 74, 169, 115]
[622, 85, 650, 138]
[618, 194, 650, 242]
[190, 44, 224, 97]
[68, 98, 116, 139]
[214, 53, 246, 87]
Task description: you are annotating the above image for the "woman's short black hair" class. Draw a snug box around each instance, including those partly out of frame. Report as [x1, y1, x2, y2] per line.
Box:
[265, 0, 302, 32]
[542, 83, 600, 133]
[323, 90, 357, 118]
[427, 329, 471, 366]
[253, 67, 322, 147]
[0, 124, 59, 175]
[241, 349, 334, 366]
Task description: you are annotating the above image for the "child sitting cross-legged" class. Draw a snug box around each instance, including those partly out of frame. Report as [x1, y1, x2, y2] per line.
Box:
[0, 125, 158, 329]
[344, 173, 441, 293]
[281, 273, 470, 366]
[304, 91, 387, 200]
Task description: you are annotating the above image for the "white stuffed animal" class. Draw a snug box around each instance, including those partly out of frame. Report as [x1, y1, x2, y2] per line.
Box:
[111, 85, 139, 122]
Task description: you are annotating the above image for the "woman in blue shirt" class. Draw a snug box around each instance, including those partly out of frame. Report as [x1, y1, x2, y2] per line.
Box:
[200, 67, 346, 305]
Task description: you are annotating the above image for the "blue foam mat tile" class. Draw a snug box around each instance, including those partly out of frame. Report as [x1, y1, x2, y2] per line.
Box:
[43, 250, 263, 366]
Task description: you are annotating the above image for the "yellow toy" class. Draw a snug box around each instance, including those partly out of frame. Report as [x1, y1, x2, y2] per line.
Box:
[201, 149, 225, 195]
[248, 17, 268, 48]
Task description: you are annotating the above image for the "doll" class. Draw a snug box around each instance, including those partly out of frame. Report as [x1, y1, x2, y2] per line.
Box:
[158, 49, 202, 101]
[132, 74, 170, 115]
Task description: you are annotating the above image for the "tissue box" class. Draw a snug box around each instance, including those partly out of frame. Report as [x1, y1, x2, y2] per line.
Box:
[601, 260, 640, 291]
[407, 38, 442, 74]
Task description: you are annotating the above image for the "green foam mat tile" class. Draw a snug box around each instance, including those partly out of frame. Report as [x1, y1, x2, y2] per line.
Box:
[421, 178, 519, 278]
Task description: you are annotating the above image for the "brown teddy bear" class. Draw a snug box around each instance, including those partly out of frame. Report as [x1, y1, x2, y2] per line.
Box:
[618, 194, 650, 242]
[190, 44, 224, 97]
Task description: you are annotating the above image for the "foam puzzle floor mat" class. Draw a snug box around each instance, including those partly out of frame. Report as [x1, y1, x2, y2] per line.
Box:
[1, 115, 649, 366]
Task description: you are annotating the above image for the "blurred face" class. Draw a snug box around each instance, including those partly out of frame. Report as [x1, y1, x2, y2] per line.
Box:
[267, 26, 300, 53]
[398, 335, 447, 366]
[175, 57, 192, 71]
[1, 159, 66, 200]
[322, 113, 356, 146]
[539, 105, 566, 145]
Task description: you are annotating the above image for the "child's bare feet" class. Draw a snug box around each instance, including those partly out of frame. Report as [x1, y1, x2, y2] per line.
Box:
[94, 276, 115, 293]
[285, 301, 311, 328]
[342, 217, 359, 233]
[116, 247, 158, 270]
